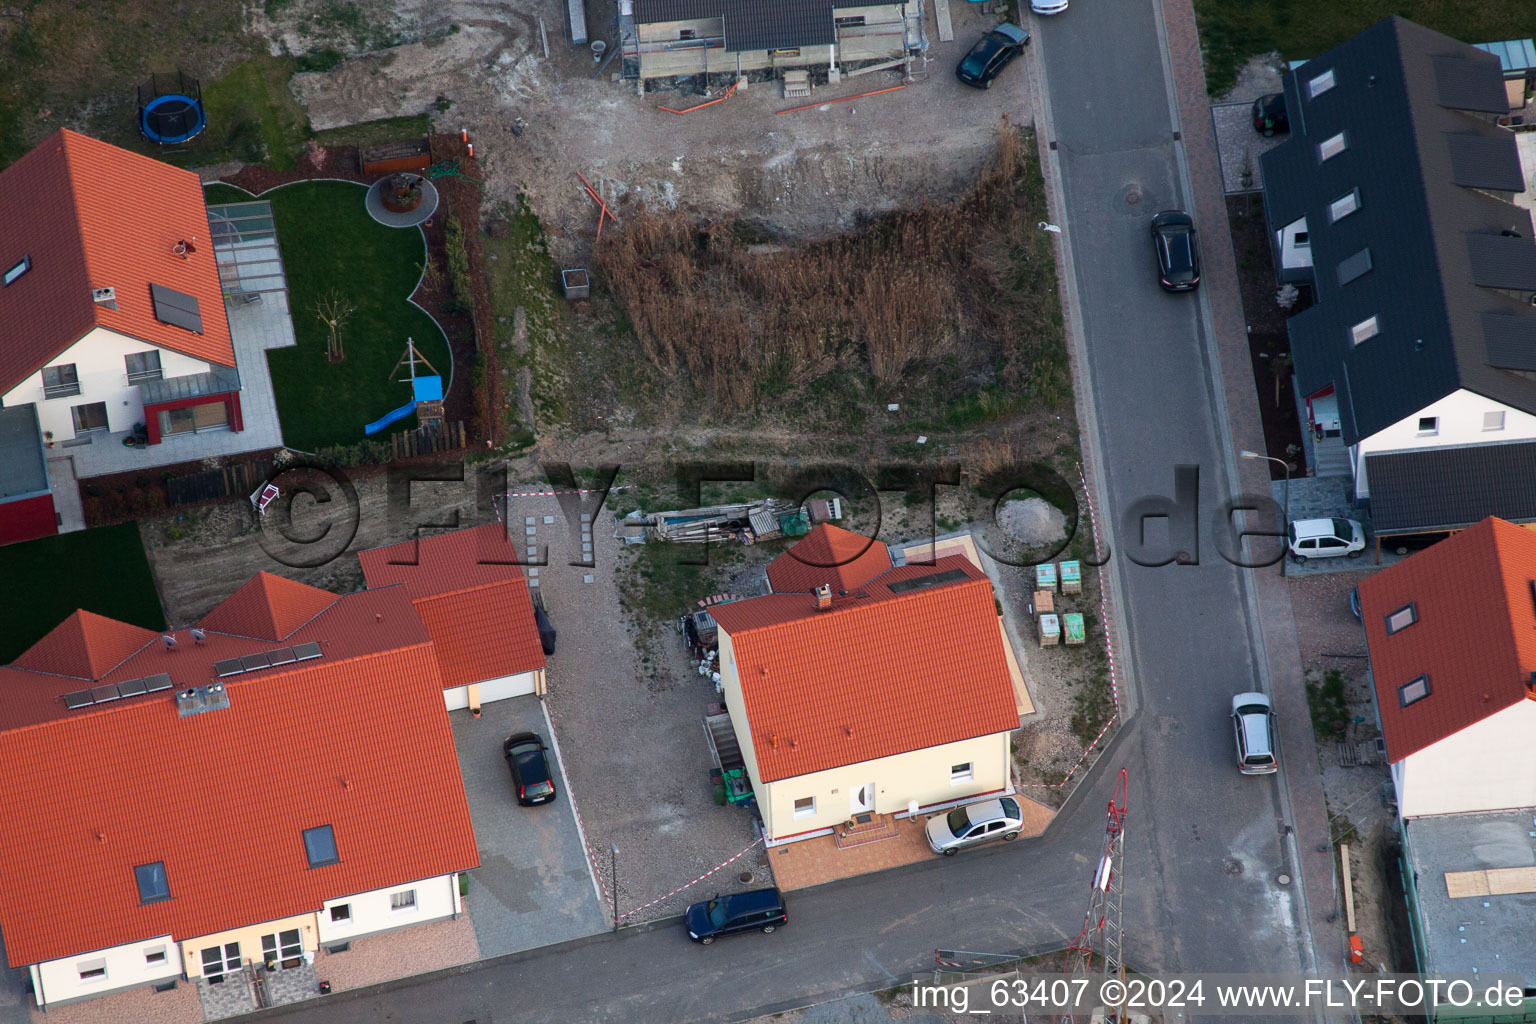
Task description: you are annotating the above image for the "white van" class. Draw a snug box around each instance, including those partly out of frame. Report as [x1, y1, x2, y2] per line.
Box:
[1287, 518, 1365, 562]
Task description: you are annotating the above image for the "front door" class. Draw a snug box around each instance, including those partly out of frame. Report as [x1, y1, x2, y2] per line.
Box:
[261, 929, 303, 969]
[850, 782, 875, 815]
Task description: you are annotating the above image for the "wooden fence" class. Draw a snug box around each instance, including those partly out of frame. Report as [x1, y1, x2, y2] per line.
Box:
[166, 460, 271, 506]
[390, 421, 467, 459]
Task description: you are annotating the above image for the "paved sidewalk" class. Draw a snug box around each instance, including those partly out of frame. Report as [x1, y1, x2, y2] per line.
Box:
[1157, 0, 1347, 978]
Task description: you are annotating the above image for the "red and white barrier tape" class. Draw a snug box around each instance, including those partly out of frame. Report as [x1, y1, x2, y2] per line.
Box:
[506, 485, 634, 498]
[619, 836, 765, 922]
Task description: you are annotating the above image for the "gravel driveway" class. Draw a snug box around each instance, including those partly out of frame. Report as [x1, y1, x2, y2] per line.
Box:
[508, 495, 767, 926]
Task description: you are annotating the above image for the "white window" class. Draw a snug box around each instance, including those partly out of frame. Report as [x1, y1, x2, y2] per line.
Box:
[1417, 416, 1438, 435]
[144, 945, 167, 965]
[1484, 410, 1506, 431]
[390, 889, 417, 911]
[950, 762, 974, 784]
[1294, 231, 1310, 247]
[1398, 675, 1430, 707]
[1330, 189, 1360, 222]
[330, 904, 351, 922]
[1308, 68, 1336, 98]
[1350, 317, 1379, 345]
[793, 796, 816, 818]
[2, 256, 29, 286]
[1385, 604, 1417, 635]
[77, 959, 107, 982]
[1318, 132, 1346, 161]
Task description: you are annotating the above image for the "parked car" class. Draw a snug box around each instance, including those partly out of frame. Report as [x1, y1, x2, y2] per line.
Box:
[1251, 93, 1288, 136]
[1287, 518, 1366, 562]
[1031, 0, 1069, 13]
[503, 732, 557, 805]
[1151, 210, 1201, 292]
[956, 24, 1030, 89]
[925, 797, 1025, 855]
[1231, 692, 1278, 775]
[685, 888, 787, 944]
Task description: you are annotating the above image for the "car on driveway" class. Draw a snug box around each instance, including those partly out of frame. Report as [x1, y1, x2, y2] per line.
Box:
[956, 23, 1030, 89]
[1151, 210, 1200, 291]
[504, 731, 557, 805]
[686, 888, 787, 944]
[1231, 693, 1278, 775]
[1287, 517, 1366, 563]
[1251, 93, 1288, 136]
[926, 797, 1024, 854]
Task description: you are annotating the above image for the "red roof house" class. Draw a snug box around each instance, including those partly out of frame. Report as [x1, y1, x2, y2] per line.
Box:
[1357, 517, 1536, 817]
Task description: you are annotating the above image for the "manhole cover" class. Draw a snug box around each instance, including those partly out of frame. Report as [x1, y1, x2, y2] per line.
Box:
[739, 871, 754, 884]
[1276, 872, 1293, 886]
[1223, 858, 1243, 876]
[1125, 189, 1143, 205]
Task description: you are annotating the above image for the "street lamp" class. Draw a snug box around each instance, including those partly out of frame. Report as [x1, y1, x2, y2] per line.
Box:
[1241, 451, 1290, 577]
[1240, 450, 1290, 576]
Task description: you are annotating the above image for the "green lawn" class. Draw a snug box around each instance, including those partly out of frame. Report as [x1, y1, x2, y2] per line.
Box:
[1195, 0, 1536, 97]
[0, 524, 165, 663]
[314, 114, 433, 149]
[207, 180, 452, 451]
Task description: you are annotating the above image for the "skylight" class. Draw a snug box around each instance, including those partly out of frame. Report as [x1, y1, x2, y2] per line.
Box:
[3, 256, 29, 287]
[134, 861, 170, 904]
[1308, 68, 1337, 99]
[1350, 317, 1379, 346]
[1398, 674, 1430, 707]
[1318, 132, 1347, 162]
[1385, 603, 1416, 634]
[1329, 189, 1360, 222]
[302, 825, 339, 868]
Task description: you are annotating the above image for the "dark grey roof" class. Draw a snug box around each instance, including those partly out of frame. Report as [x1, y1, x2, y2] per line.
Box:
[1483, 312, 1536, 371]
[1336, 247, 1373, 286]
[1432, 53, 1510, 111]
[1259, 17, 1536, 446]
[1446, 133, 1527, 190]
[1366, 442, 1536, 534]
[1467, 233, 1536, 289]
[631, 0, 835, 52]
[0, 403, 48, 502]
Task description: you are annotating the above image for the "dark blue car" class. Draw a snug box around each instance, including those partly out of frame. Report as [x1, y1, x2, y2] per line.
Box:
[956, 23, 1030, 89]
[685, 888, 787, 944]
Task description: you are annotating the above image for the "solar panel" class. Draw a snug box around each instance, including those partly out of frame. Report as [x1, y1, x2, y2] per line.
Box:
[116, 678, 149, 697]
[267, 647, 296, 667]
[149, 282, 204, 334]
[90, 684, 122, 703]
[242, 652, 272, 671]
[886, 567, 970, 593]
[213, 658, 246, 677]
[292, 642, 323, 661]
[143, 673, 174, 693]
[63, 691, 95, 709]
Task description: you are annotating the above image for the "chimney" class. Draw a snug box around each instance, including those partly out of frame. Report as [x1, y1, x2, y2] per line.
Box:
[815, 583, 832, 610]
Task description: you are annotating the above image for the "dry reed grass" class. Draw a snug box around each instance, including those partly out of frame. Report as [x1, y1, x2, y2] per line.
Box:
[596, 122, 1062, 420]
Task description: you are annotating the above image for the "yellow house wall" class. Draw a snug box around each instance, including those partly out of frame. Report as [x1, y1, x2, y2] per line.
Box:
[181, 912, 316, 979]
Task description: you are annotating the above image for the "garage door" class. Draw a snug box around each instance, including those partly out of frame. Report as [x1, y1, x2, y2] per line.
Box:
[478, 672, 537, 703]
[442, 686, 470, 711]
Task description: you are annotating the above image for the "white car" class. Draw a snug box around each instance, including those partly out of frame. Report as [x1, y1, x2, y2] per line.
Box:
[1287, 517, 1365, 563]
[926, 797, 1024, 855]
[1031, 0, 1069, 13]
[1231, 692, 1278, 775]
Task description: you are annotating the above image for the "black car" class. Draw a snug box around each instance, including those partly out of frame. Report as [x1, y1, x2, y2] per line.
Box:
[955, 23, 1030, 89]
[1251, 93, 1288, 137]
[685, 888, 787, 944]
[503, 732, 557, 805]
[1151, 210, 1200, 292]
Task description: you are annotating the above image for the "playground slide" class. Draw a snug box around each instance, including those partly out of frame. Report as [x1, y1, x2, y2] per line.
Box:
[364, 402, 416, 436]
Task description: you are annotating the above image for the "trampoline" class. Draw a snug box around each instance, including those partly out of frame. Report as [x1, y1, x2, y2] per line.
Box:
[137, 73, 207, 145]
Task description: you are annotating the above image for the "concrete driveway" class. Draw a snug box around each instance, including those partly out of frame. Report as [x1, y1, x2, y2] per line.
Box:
[449, 697, 607, 957]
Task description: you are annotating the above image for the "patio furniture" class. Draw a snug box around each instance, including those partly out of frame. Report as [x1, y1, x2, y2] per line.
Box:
[1039, 613, 1060, 646]
[1060, 560, 1082, 593]
[1035, 563, 1058, 591]
[1062, 612, 1086, 645]
[250, 483, 280, 515]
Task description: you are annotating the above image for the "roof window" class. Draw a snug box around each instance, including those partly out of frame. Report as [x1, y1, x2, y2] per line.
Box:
[1329, 189, 1360, 222]
[1308, 68, 1337, 99]
[1384, 603, 1416, 635]
[134, 861, 171, 904]
[1398, 674, 1430, 707]
[1337, 248, 1373, 285]
[1350, 316, 1379, 346]
[3, 256, 30, 286]
[1318, 132, 1347, 161]
[302, 824, 339, 868]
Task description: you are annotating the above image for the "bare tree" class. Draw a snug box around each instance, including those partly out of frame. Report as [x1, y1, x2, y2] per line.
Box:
[314, 291, 356, 363]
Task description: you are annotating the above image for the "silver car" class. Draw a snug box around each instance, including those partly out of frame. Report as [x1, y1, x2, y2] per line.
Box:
[1231, 692, 1278, 775]
[926, 797, 1024, 855]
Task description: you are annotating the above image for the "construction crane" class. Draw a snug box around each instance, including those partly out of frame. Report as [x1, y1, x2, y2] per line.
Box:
[1065, 768, 1128, 1024]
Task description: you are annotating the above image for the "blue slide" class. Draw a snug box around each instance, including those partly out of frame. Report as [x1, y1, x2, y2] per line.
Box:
[364, 402, 417, 436]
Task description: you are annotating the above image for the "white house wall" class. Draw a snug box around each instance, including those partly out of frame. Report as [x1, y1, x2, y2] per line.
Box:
[30, 934, 179, 1008]
[1352, 390, 1536, 499]
[1397, 700, 1536, 817]
[1276, 216, 1313, 271]
[2, 327, 214, 442]
[316, 873, 458, 946]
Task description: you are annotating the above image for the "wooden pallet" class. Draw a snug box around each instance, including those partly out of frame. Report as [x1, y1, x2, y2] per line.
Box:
[1335, 740, 1384, 767]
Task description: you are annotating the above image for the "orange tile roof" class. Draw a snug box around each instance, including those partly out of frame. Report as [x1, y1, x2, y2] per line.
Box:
[10, 610, 159, 681]
[413, 582, 547, 687]
[0, 639, 478, 968]
[358, 525, 545, 686]
[766, 523, 892, 595]
[0, 130, 235, 394]
[709, 554, 1019, 782]
[1357, 517, 1536, 761]
[196, 572, 340, 641]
